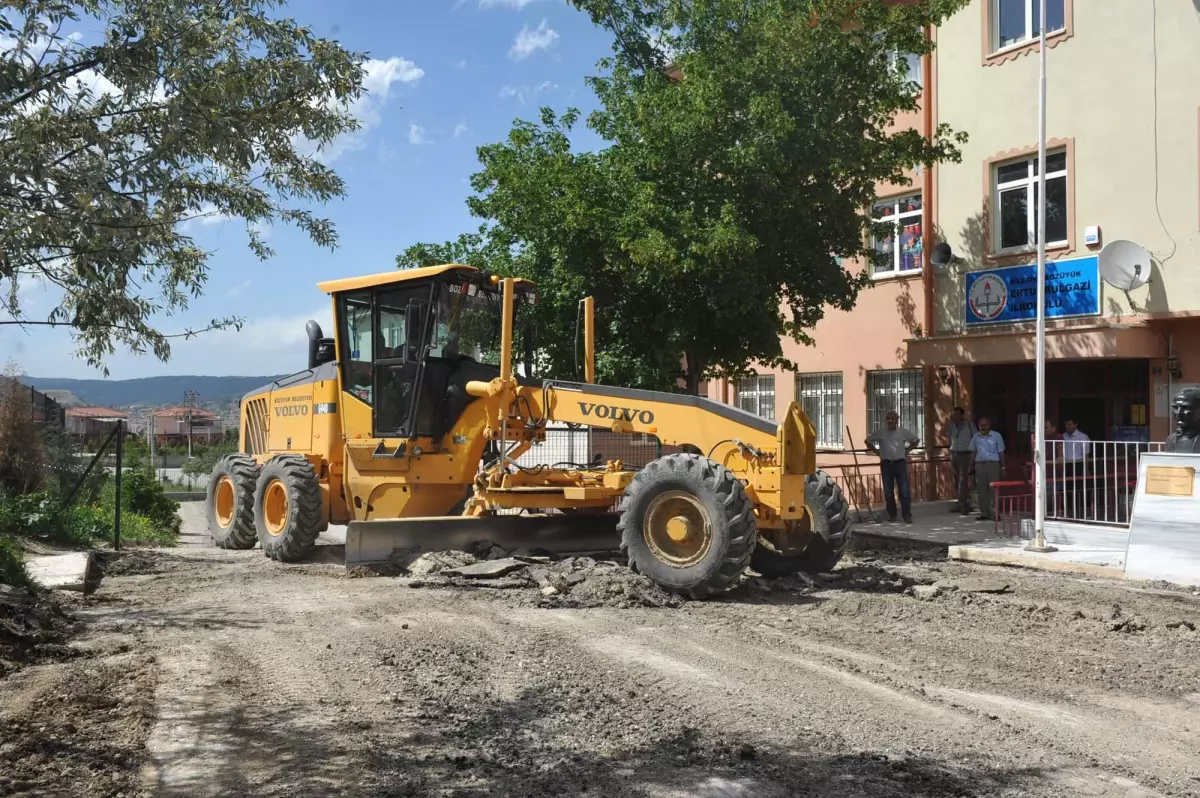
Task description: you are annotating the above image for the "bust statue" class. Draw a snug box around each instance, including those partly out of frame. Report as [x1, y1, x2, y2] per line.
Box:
[1165, 387, 1200, 454]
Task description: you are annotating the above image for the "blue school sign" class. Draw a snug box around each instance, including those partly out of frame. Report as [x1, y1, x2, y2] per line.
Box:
[964, 255, 1100, 326]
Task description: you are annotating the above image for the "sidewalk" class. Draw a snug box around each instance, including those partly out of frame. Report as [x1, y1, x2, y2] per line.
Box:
[850, 499, 1000, 549]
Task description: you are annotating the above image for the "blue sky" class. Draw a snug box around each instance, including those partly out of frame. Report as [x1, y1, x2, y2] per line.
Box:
[5, 0, 616, 380]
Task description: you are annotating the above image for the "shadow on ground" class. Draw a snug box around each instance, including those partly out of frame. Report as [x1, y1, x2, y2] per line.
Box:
[150, 685, 1048, 798]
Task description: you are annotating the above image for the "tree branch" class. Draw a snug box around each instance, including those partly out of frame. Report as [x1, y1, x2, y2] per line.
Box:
[0, 319, 242, 339]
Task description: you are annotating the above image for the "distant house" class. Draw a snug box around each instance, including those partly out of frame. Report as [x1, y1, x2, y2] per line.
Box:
[150, 406, 222, 446]
[65, 406, 130, 440]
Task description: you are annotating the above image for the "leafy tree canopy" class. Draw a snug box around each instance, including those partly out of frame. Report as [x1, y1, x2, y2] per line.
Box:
[400, 0, 968, 393]
[0, 0, 366, 372]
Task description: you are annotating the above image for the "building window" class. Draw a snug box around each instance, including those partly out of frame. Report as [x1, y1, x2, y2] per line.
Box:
[797, 372, 843, 449]
[993, 150, 1068, 253]
[872, 194, 923, 277]
[737, 375, 775, 422]
[866, 369, 924, 446]
[876, 31, 923, 91]
[992, 0, 1065, 52]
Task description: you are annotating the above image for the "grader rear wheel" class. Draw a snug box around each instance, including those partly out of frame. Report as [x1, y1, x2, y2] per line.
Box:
[254, 454, 323, 562]
[207, 455, 259, 550]
[617, 453, 756, 600]
[751, 470, 851, 578]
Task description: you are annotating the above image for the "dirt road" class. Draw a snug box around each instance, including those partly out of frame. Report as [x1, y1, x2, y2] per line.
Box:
[3, 506, 1200, 797]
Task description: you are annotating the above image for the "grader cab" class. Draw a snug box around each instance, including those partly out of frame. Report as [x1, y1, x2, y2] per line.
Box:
[207, 264, 851, 598]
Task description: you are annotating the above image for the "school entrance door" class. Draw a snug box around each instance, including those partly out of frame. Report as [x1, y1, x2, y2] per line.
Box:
[971, 359, 1150, 475]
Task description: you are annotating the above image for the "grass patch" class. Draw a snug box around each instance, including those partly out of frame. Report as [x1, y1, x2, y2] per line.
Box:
[0, 535, 36, 590]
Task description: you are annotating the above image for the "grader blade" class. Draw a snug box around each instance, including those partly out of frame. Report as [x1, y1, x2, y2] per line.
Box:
[344, 514, 622, 568]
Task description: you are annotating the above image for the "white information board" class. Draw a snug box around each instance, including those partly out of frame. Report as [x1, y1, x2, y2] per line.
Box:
[1124, 452, 1200, 587]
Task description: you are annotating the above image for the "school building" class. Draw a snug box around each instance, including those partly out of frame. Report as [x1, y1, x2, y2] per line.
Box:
[708, 0, 1200, 484]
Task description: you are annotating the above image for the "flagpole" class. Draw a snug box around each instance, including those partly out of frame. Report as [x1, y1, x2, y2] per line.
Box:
[1027, 0, 1056, 554]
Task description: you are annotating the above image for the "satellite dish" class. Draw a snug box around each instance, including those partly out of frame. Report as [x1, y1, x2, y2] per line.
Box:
[930, 242, 955, 269]
[1098, 240, 1152, 290]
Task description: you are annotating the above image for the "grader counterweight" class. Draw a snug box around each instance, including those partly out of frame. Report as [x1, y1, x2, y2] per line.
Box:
[206, 264, 852, 598]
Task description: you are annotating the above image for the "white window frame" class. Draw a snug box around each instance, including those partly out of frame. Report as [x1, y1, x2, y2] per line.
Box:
[871, 193, 923, 278]
[866, 369, 924, 449]
[991, 0, 1066, 54]
[736, 374, 776, 422]
[797, 372, 844, 449]
[992, 150, 1068, 255]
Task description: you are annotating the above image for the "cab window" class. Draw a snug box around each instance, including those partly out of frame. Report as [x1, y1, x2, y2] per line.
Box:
[339, 291, 373, 404]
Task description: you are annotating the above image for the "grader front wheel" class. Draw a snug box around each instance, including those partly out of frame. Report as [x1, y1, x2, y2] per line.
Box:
[254, 455, 323, 562]
[617, 453, 756, 600]
[751, 470, 852, 578]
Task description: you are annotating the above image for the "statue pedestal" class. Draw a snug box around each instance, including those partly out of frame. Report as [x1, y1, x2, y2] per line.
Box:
[1125, 452, 1200, 587]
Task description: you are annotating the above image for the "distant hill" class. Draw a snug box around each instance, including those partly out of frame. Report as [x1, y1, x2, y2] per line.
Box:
[40, 389, 87, 408]
[22, 375, 285, 409]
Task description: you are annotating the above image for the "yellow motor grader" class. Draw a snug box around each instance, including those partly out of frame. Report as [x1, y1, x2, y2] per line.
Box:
[206, 264, 851, 598]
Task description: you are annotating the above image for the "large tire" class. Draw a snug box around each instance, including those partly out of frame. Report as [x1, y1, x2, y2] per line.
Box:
[207, 455, 259, 550]
[617, 453, 756, 600]
[253, 455, 322, 562]
[751, 470, 852, 578]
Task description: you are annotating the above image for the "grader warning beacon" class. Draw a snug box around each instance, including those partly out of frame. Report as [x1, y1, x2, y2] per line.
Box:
[206, 265, 852, 598]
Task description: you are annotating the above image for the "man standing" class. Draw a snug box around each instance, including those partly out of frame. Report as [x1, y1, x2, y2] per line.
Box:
[1062, 418, 1090, 518]
[943, 407, 976, 515]
[969, 417, 1005, 521]
[866, 411, 920, 523]
[1044, 420, 1063, 514]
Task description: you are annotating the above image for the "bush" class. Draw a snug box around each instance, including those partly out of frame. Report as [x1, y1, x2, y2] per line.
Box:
[0, 493, 108, 547]
[100, 466, 181, 539]
[0, 482, 180, 550]
[0, 535, 36, 590]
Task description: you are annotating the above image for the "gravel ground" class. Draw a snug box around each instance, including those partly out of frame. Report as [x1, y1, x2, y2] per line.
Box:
[2, 506, 1199, 797]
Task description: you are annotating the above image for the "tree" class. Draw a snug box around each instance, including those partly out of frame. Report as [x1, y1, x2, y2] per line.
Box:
[0, 0, 367, 372]
[401, 0, 968, 393]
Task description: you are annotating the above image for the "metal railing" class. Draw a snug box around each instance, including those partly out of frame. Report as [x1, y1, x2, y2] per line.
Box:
[816, 452, 955, 509]
[1041, 439, 1163, 527]
[992, 440, 1164, 531]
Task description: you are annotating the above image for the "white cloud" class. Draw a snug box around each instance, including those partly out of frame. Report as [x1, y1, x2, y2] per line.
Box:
[159, 305, 335, 375]
[499, 85, 526, 104]
[408, 123, 430, 145]
[453, 123, 469, 138]
[510, 20, 558, 61]
[455, 59, 468, 69]
[479, 0, 543, 8]
[499, 80, 556, 105]
[302, 56, 424, 163]
[194, 203, 233, 226]
[226, 280, 252, 298]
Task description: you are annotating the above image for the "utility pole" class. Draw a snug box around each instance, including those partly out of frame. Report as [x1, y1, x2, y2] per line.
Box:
[1026, 0, 1057, 554]
[183, 390, 199, 460]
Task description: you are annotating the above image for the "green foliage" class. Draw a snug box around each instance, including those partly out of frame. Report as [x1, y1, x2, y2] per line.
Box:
[0, 535, 36, 590]
[102, 466, 181, 538]
[0, 486, 178, 549]
[182, 437, 237, 478]
[401, 0, 968, 393]
[1, 0, 367, 372]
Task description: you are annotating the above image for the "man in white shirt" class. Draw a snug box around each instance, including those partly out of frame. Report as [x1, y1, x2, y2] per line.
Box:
[866, 412, 920, 523]
[1062, 419, 1090, 518]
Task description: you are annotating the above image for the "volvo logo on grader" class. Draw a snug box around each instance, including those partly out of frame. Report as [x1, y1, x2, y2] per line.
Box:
[578, 401, 654, 424]
[274, 404, 309, 418]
